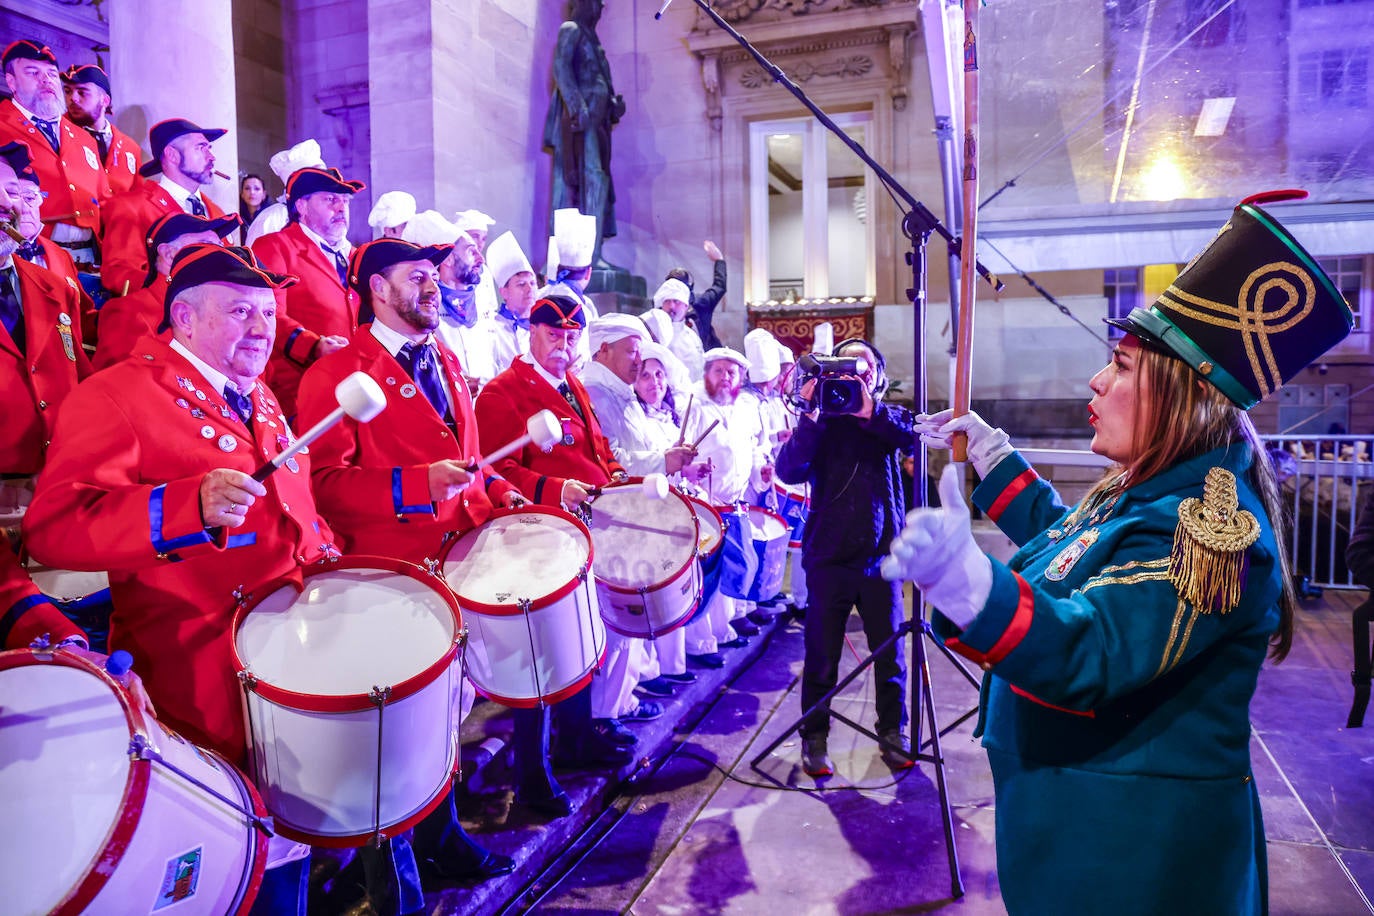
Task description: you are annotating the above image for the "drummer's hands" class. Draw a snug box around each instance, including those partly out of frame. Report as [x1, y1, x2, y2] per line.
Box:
[428, 460, 474, 503]
[61, 644, 158, 718]
[664, 445, 697, 474]
[500, 490, 528, 509]
[561, 479, 593, 508]
[200, 469, 266, 529]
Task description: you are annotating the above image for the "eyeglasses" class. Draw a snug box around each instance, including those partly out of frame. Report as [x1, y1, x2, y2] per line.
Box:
[16, 190, 47, 206]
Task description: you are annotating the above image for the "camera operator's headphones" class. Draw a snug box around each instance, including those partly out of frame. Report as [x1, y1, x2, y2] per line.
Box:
[835, 337, 889, 399]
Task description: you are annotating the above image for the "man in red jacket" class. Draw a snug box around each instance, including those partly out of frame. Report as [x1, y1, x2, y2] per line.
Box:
[252, 165, 361, 418]
[61, 63, 141, 195]
[100, 118, 230, 296]
[0, 141, 93, 477]
[23, 243, 337, 913]
[93, 211, 240, 370]
[298, 237, 521, 887]
[0, 40, 108, 264]
[11, 155, 98, 341]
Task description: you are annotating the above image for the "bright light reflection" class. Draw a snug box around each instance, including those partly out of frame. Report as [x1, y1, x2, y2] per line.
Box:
[1137, 154, 1189, 202]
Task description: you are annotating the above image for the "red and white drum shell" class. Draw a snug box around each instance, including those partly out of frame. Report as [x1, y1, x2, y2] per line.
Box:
[442, 506, 606, 708]
[746, 505, 790, 603]
[231, 557, 462, 847]
[586, 479, 702, 639]
[0, 648, 268, 916]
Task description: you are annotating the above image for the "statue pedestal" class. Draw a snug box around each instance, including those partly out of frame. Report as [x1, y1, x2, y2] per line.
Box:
[586, 266, 649, 315]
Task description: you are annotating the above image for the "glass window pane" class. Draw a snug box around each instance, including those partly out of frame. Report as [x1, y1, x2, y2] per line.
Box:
[826, 125, 870, 298]
[767, 131, 804, 301]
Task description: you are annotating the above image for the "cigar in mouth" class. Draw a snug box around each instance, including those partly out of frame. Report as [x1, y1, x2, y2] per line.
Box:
[0, 215, 23, 243]
[214, 170, 231, 180]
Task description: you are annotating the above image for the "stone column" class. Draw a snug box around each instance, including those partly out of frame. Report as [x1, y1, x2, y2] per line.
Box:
[109, 0, 239, 214]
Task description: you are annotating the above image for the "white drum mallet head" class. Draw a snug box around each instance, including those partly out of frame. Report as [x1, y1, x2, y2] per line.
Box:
[336, 372, 387, 422]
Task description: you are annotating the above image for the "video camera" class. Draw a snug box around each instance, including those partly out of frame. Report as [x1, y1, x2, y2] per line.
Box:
[786, 353, 870, 416]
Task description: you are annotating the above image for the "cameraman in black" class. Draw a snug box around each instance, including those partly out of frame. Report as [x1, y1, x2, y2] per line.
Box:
[775, 338, 914, 777]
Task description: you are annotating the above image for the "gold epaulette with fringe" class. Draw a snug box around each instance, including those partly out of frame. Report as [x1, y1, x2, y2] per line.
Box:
[1169, 467, 1260, 614]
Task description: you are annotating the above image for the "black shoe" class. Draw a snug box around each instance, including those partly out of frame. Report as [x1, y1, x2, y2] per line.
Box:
[878, 730, 916, 770]
[594, 718, 638, 746]
[687, 652, 725, 669]
[746, 608, 773, 626]
[554, 737, 634, 769]
[788, 604, 807, 621]
[517, 789, 572, 819]
[732, 617, 761, 636]
[625, 700, 663, 722]
[801, 735, 833, 778]
[719, 636, 750, 650]
[635, 676, 675, 697]
[661, 671, 697, 684]
[436, 850, 516, 882]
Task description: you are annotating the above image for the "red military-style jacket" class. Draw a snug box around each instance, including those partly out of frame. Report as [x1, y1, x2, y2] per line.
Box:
[0, 100, 108, 234]
[93, 276, 167, 371]
[22, 335, 338, 764]
[474, 356, 623, 506]
[297, 327, 518, 563]
[0, 259, 93, 475]
[100, 177, 227, 296]
[102, 124, 142, 195]
[21, 236, 98, 345]
[252, 222, 358, 417]
[0, 538, 83, 651]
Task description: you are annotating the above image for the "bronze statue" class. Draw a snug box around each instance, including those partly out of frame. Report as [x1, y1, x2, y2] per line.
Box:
[544, 0, 624, 269]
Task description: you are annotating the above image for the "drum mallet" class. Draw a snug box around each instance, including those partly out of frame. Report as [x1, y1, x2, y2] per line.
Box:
[470, 410, 562, 471]
[587, 472, 671, 500]
[252, 372, 387, 482]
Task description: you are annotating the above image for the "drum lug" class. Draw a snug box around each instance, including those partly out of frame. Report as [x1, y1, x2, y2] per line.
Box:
[455, 624, 468, 648]
[27, 633, 54, 658]
[237, 668, 259, 691]
[232, 585, 248, 611]
[423, 556, 440, 578]
[369, 685, 392, 707]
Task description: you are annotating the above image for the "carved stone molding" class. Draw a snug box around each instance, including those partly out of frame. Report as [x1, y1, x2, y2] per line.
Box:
[707, 0, 890, 24]
[738, 54, 875, 89]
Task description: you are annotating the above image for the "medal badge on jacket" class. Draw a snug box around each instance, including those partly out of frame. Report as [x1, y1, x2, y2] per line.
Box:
[57, 313, 75, 361]
[1045, 528, 1099, 582]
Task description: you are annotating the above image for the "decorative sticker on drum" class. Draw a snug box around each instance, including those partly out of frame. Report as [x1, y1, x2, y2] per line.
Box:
[154, 846, 203, 910]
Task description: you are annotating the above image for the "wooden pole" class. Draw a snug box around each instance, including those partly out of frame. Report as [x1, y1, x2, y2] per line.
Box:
[953, 0, 980, 463]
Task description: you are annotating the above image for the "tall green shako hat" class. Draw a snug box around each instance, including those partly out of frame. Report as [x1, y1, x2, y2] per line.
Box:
[1107, 190, 1353, 409]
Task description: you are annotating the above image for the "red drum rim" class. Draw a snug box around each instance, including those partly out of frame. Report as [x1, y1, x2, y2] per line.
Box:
[268, 752, 458, 848]
[591, 479, 699, 592]
[683, 494, 724, 559]
[471, 642, 606, 708]
[747, 505, 789, 528]
[230, 556, 462, 713]
[440, 505, 595, 617]
[0, 648, 267, 916]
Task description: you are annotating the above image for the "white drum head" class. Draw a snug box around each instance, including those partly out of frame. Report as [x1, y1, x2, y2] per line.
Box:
[236, 568, 455, 696]
[690, 502, 723, 554]
[749, 507, 789, 541]
[588, 487, 696, 589]
[0, 661, 129, 915]
[445, 511, 590, 607]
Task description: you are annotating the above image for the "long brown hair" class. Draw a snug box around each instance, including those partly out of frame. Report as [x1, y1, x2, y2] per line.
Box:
[1083, 345, 1296, 660]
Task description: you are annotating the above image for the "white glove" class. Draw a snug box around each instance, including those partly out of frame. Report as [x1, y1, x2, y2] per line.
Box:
[913, 409, 1014, 478]
[881, 463, 992, 629]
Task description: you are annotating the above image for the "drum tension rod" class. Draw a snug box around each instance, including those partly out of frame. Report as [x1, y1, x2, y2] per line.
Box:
[128, 735, 276, 836]
[369, 685, 392, 847]
[517, 598, 546, 702]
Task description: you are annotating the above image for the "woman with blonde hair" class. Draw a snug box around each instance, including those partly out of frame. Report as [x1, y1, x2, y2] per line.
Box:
[888, 193, 1352, 915]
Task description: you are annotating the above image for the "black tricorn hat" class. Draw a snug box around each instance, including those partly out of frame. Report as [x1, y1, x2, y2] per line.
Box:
[1106, 190, 1352, 409]
[160, 244, 296, 332]
[141, 211, 243, 287]
[347, 238, 451, 325]
[529, 293, 587, 330]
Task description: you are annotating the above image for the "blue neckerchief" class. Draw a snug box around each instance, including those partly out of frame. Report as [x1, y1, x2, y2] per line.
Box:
[438, 282, 478, 329]
[497, 302, 529, 331]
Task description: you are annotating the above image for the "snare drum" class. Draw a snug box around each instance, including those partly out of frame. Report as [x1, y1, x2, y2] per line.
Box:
[746, 506, 790, 603]
[0, 648, 268, 916]
[684, 495, 723, 623]
[232, 557, 462, 847]
[442, 506, 606, 708]
[586, 479, 701, 638]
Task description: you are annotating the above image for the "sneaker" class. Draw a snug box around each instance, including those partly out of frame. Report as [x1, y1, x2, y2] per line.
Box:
[687, 652, 725, 669]
[661, 671, 697, 684]
[626, 700, 663, 721]
[594, 718, 637, 747]
[878, 730, 915, 770]
[635, 676, 675, 697]
[719, 636, 750, 650]
[801, 735, 833, 777]
[732, 617, 761, 636]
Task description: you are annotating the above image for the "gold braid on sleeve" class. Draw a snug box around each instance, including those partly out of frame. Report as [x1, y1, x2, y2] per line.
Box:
[1169, 467, 1261, 615]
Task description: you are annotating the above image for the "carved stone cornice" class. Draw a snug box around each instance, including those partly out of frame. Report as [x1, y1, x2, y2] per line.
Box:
[704, 0, 892, 25]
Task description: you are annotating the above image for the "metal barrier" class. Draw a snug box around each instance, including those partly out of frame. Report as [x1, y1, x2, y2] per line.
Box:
[1264, 435, 1372, 591]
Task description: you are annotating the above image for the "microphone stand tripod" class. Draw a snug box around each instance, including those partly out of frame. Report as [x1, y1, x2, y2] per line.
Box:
[684, 0, 1000, 899]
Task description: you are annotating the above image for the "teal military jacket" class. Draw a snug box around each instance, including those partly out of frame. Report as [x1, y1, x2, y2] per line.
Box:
[951, 443, 1278, 916]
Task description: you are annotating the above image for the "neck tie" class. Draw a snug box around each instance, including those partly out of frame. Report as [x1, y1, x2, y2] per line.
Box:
[222, 384, 254, 426]
[0, 268, 26, 354]
[322, 244, 347, 286]
[15, 240, 41, 263]
[93, 128, 109, 161]
[187, 195, 207, 218]
[498, 303, 529, 331]
[557, 381, 584, 421]
[33, 118, 59, 152]
[398, 341, 453, 425]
